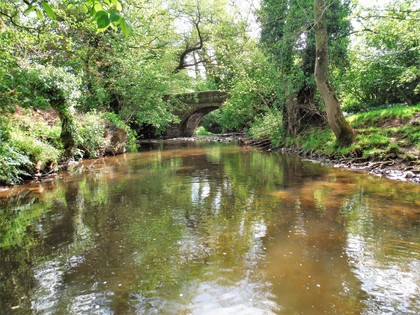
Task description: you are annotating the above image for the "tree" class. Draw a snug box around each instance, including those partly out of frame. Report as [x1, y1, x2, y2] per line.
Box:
[342, 0, 419, 110]
[259, 0, 315, 136]
[0, 0, 132, 35]
[314, 0, 354, 145]
[259, 0, 352, 141]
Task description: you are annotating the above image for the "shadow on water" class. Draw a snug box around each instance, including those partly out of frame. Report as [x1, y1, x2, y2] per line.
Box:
[0, 141, 419, 314]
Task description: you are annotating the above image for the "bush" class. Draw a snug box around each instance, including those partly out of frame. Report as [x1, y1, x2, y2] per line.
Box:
[11, 132, 61, 166]
[341, 1, 419, 110]
[102, 112, 137, 152]
[248, 109, 284, 147]
[76, 112, 106, 158]
[196, 126, 213, 136]
[200, 110, 223, 133]
[11, 111, 62, 148]
[0, 110, 62, 185]
[0, 143, 33, 185]
[8, 111, 61, 172]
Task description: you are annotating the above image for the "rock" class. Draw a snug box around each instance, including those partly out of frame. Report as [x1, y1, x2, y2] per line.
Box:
[405, 171, 415, 179]
[35, 160, 45, 172]
[104, 127, 128, 155]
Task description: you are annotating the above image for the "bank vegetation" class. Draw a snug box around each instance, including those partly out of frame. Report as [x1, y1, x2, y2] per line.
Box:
[1, 0, 419, 185]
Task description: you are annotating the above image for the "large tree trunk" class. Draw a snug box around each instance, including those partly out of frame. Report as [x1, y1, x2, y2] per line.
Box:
[314, 0, 354, 146]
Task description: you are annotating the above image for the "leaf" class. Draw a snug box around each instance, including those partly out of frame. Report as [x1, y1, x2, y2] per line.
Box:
[35, 8, 43, 20]
[110, 11, 122, 23]
[119, 18, 133, 36]
[82, 4, 89, 14]
[112, 0, 123, 11]
[95, 11, 110, 29]
[41, 2, 57, 20]
[24, 5, 36, 16]
[94, 2, 103, 13]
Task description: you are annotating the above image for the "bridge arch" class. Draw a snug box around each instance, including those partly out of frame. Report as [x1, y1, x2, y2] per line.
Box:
[164, 91, 228, 138]
[179, 106, 220, 137]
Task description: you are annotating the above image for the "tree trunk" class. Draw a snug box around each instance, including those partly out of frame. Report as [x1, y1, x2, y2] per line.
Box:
[285, 94, 300, 137]
[314, 0, 354, 146]
[50, 97, 76, 159]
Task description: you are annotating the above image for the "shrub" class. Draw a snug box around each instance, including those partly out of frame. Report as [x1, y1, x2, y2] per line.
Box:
[7, 111, 61, 172]
[0, 143, 33, 185]
[248, 109, 284, 147]
[196, 126, 213, 136]
[11, 111, 62, 148]
[11, 131, 61, 167]
[102, 112, 137, 152]
[75, 112, 106, 158]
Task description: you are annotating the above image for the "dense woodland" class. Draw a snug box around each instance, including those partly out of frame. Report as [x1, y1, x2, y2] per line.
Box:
[0, 0, 419, 185]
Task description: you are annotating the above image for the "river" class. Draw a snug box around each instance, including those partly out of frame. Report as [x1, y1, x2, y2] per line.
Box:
[0, 141, 419, 314]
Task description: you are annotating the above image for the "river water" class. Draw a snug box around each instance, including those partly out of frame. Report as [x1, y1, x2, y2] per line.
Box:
[0, 141, 419, 314]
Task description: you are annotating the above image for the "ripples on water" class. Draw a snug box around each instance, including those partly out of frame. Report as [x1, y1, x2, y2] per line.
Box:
[0, 141, 419, 314]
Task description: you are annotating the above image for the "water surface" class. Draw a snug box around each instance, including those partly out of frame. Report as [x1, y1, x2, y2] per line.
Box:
[0, 141, 419, 314]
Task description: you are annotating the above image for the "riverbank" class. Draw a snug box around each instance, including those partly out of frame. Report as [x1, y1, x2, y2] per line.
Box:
[0, 108, 135, 187]
[231, 104, 420, 184]
[140, 134, 420, 184]
[1, 104, 418, 187]
[181, 134, 419, 184]
[280, 147, 420, 184]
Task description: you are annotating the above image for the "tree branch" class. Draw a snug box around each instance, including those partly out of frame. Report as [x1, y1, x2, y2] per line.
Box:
[0, 10, 39, 31]
[173, 7, 205, 73]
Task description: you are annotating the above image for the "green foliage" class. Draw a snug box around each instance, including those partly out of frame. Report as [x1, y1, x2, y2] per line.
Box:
[218, 47, 277, 131]
[283, 104, 419, 160]
[259, 0, 351, 134]
[248, 109, 284, 148]
[293, 128, 347, 157]
[0, 143, 33, 186]
[19, 0, 132, 35]
[9, 116, 62, 169]
[12, 112, 62, 148]
[0, 113, 61, 185]
[110, 59, 175, 134]
[24, 64, 82, 110]
[73, 111, 139, 158]
[195, 126, 213, 136]
[75, 112, 106, 158]
[200, 110, 223, 133]
[342, 0, 419, 110]
[102, 112, 137, 152]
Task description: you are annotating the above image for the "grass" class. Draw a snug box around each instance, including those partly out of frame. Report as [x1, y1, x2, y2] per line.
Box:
[283, 104, 420, 160]
[347, 103, 420, 128]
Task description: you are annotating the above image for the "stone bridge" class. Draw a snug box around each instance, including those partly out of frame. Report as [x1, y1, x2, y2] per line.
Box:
[164, 90, 228, 137]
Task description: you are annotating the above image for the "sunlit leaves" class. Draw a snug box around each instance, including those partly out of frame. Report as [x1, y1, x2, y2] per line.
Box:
[41, 1, 56, 19]
[19, 0, 132, 35]
[23, 5, 37, 16]
[95, 10, 110, 28]
[342, 0, 419, 110]
[110, 10, 121, 22]
[119, 18, 133, 36]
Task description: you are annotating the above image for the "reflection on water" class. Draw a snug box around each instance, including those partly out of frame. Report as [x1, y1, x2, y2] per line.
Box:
[0, 141, 419, 314]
